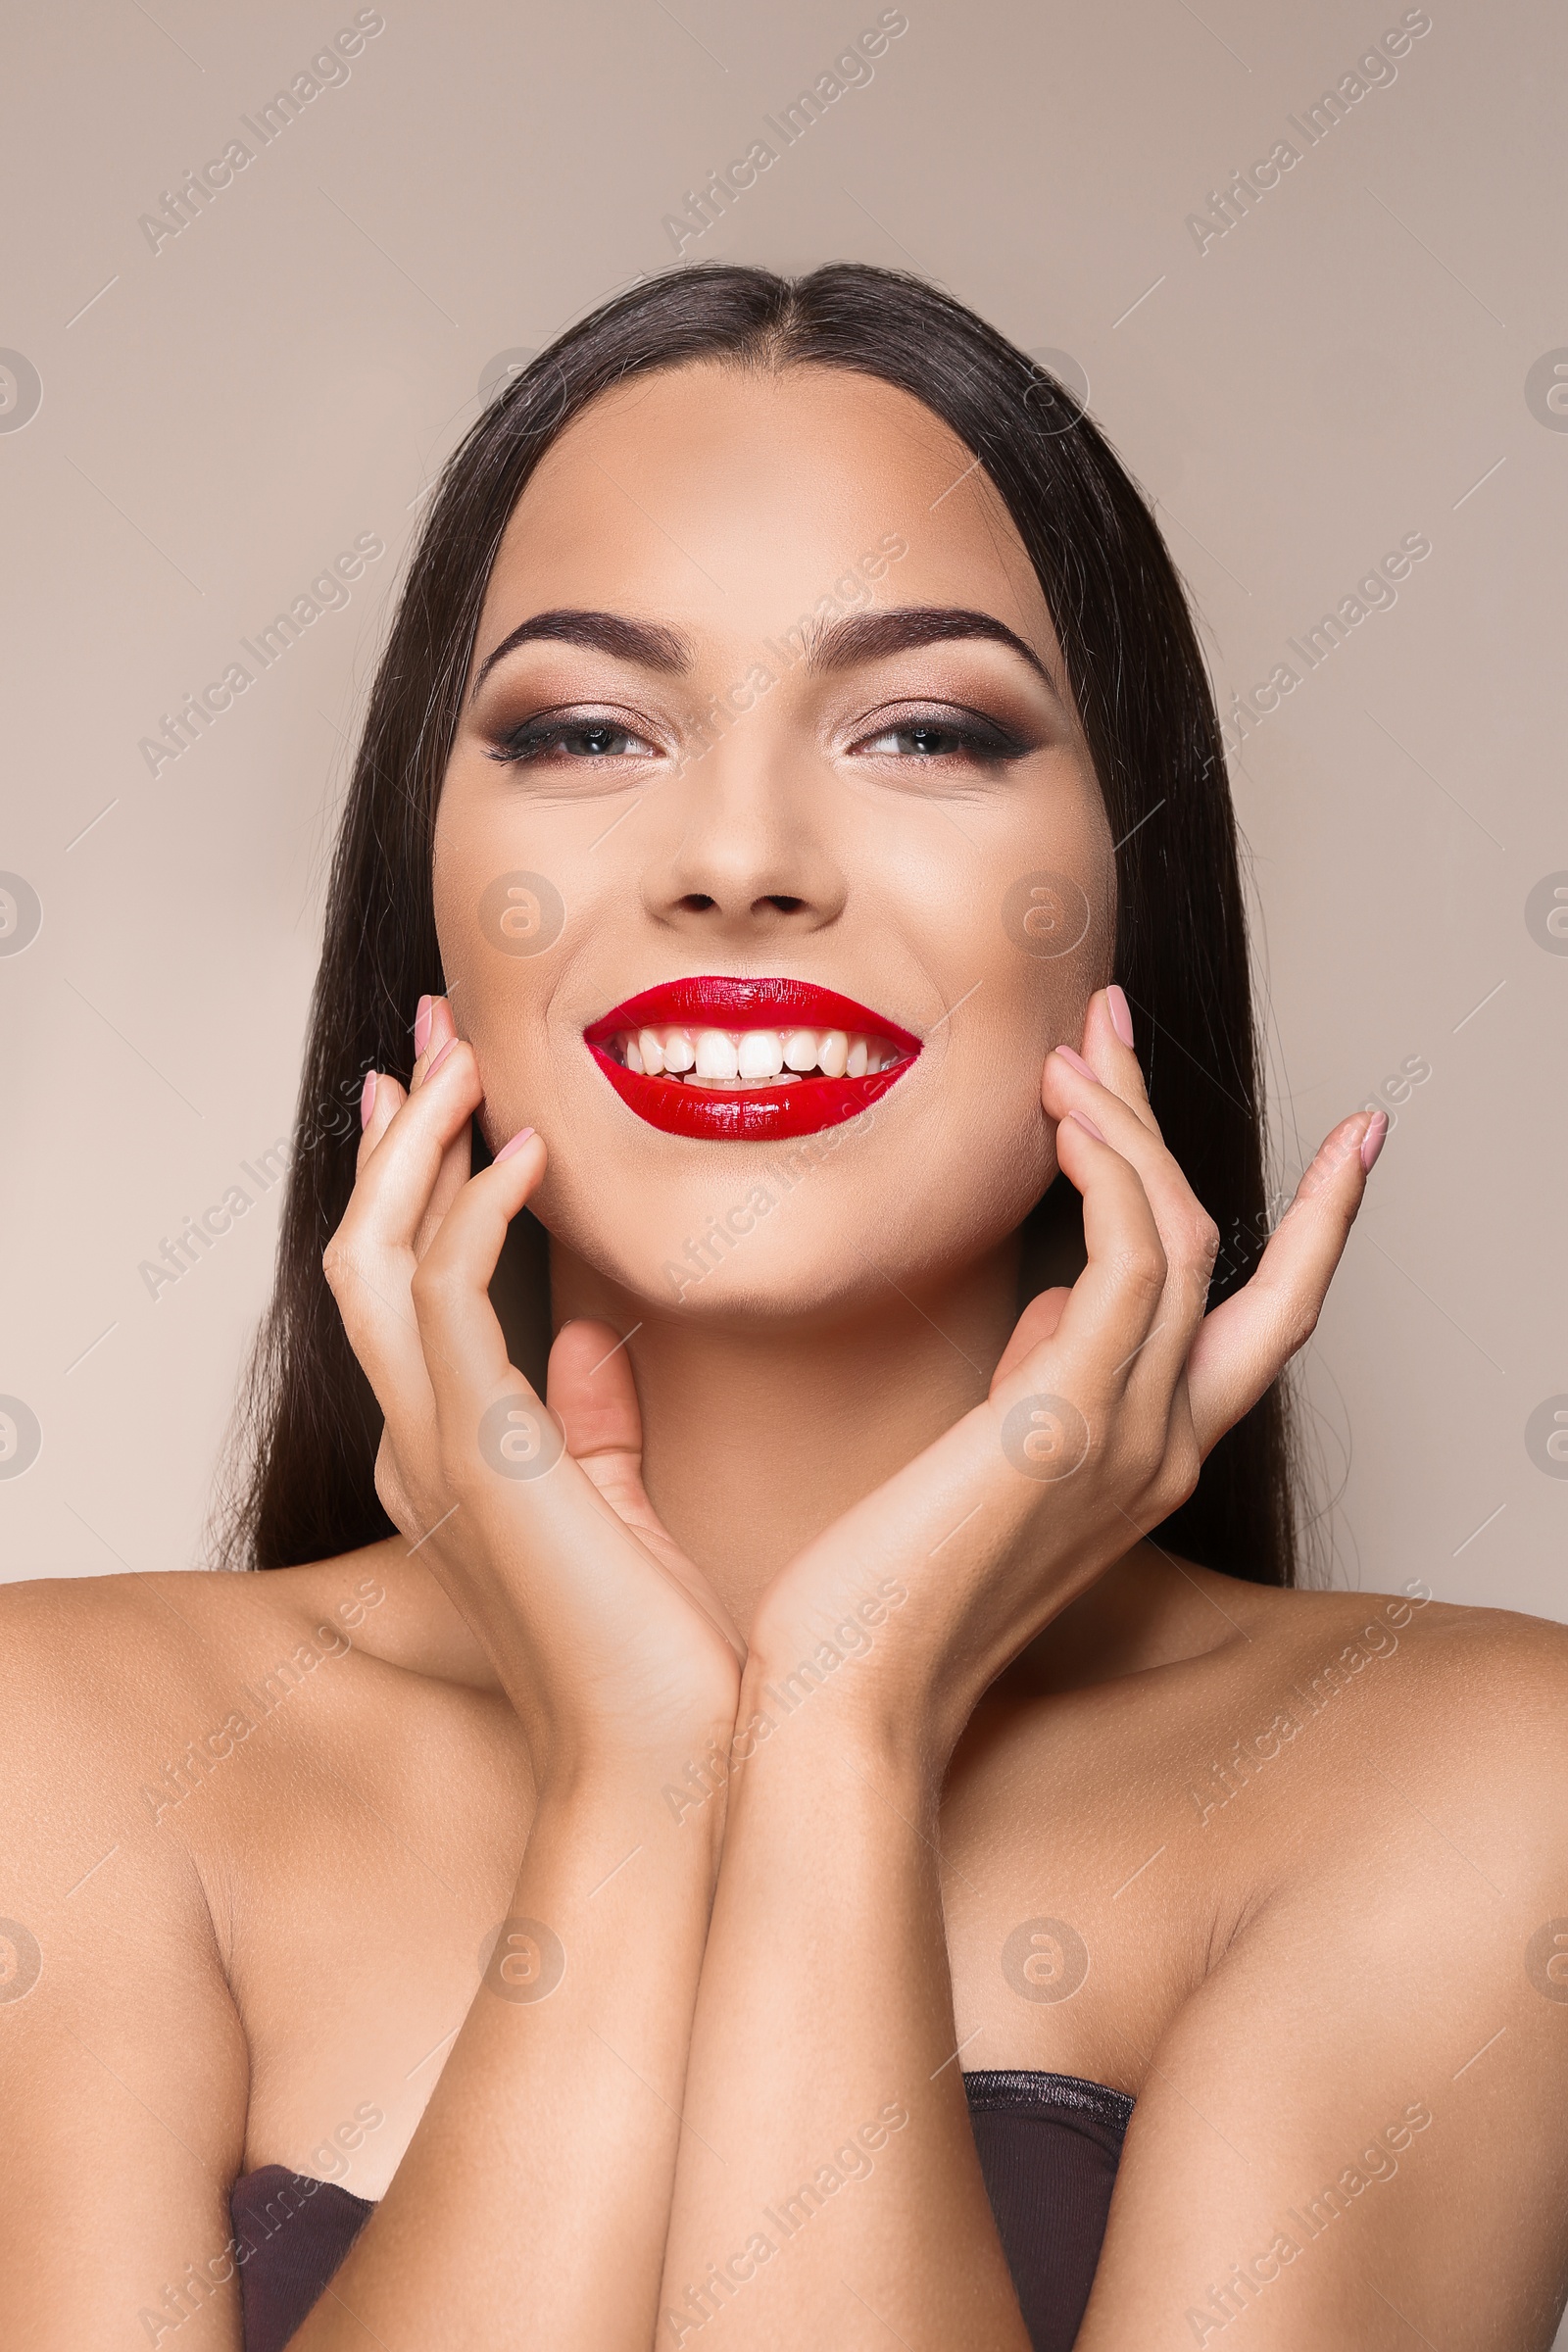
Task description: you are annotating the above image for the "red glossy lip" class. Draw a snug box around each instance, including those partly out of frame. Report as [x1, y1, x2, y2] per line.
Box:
[584, 975, 921, 1143]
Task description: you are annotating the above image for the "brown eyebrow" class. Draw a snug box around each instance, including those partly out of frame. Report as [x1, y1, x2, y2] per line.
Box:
[467, 601, 1052, 703]
[804, 606, 1052, 683]
[470, 608, 691, 699]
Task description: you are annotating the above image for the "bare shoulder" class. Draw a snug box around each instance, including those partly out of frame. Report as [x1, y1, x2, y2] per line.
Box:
[0, 1555, 405, 2266]
[1072, 1578, 1568, 2348]
[1212, 1574, 1568, 1854]
[0, 1547, 399, 1810]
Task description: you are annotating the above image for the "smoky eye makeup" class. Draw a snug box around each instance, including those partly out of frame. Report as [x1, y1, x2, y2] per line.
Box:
[479, 699, 668, 771]
[848, 699, 1043, 766]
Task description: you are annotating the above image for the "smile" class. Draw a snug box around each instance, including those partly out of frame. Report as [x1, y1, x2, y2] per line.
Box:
[584, 976, 921, 1142]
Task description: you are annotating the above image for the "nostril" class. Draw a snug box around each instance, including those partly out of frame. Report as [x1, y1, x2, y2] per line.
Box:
[675, 894, 717, 912]
[760, 896, 807, 914]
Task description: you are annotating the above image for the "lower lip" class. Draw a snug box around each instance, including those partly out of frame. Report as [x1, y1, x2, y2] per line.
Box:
[587, 1045, 912, 1141]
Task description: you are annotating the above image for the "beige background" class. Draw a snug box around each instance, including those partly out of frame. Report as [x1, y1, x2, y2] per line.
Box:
[3, 0, 1565, 1644]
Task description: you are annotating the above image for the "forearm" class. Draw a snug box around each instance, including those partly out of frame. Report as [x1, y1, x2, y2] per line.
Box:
[289, 1756, 723, 2351]
[658, 1665, 1029, 2351]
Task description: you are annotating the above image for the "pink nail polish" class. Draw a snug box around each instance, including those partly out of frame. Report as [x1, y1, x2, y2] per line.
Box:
[495, 1125, 535, 1163]
[1056, 1045, 1098, 1083]
[426, 1036, 458, 1079]
[1360, 1110, 1389, 1173]
[1067, 1108, 1106, 1143]
[1107, 984, 1135, 1050]
[414, 995, 432, 1056]
[360, 1070, 377, 1130]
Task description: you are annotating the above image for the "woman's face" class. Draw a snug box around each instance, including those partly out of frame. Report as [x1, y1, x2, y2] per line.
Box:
[434, 361, 1113, 1321]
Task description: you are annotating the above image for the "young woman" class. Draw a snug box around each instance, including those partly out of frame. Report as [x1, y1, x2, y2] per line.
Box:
[4, 265, 1565, 2352]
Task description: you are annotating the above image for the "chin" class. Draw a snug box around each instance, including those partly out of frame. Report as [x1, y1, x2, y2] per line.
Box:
[537, 1110, 1051, 1328]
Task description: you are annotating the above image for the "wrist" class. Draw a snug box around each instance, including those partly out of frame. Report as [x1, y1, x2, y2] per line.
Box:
[735, 1645, 945, 1797]
[529, 1744, 729, 1877]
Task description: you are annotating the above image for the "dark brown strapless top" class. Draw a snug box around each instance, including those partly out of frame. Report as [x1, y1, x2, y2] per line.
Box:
[230, 2068, 1133, 2352]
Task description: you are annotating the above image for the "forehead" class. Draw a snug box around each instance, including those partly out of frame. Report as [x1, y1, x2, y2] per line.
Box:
[478, 360, 1057, 656]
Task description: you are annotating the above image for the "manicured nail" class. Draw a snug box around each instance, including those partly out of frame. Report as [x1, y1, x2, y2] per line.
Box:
[1107, 984, 1135, 1049]
[414, 994, 433, 1056]
[495, 1125, 535, 1163]
[426, 1037, 458, 1079]
[360, 1070, 377, 1130]
[1067, 1108, 1106, 1143]
[1360, 1110, 1389, 1173]
[1056, 1044, 1098, 1083]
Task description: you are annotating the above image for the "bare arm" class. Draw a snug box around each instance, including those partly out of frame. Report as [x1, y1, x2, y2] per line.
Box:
[659, 988, 1381, 2346]
[290, 1005, 742, 2349]
[293, 1758, 723, 2350]
[0, 1581, 252, 2350]
[1076, 1617, 1568, 2348]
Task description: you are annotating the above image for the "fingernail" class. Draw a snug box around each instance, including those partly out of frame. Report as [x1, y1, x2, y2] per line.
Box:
[1056, 1044, 1098, 1083]
[495, 1125, 535, 1163]
[1107, 984, 1135, 1050]
[1067, 1108, 1105, 1143]
[360, 1070, 377, 1130]
[426, 1037, 458, 1080]
[414, 995, 432, 1057]
[1360, 1110, 1389, 1173]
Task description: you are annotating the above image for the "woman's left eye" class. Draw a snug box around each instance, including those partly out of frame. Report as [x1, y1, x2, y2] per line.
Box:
[855, 713, 1029, 762]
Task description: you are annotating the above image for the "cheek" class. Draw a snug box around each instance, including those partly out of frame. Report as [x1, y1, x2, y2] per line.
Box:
[432, 797, 575, 1136]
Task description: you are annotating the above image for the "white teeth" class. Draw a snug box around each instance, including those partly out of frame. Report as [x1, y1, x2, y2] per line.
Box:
[738, 1028, 784, 1080]
[695, 1029, 739, 1082]
[610, 1022, 901, 1087]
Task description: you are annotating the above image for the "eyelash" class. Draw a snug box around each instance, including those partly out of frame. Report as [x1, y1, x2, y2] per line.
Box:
[485, 703, 1034, 771]
[488, 711, 659, 768]
[851, 708, 1031, 764]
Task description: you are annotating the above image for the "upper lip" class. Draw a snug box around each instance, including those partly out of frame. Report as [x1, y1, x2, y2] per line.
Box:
[583, 976, 922, 1054]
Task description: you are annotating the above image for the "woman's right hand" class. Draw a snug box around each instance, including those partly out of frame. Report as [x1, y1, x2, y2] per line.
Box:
[321, 995, 743, 1789]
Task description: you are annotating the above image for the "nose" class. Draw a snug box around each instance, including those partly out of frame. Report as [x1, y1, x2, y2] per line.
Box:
[641, 729, 848, 942]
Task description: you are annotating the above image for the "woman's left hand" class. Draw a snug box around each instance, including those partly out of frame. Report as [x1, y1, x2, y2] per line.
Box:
[746, 985, 1383, 1769]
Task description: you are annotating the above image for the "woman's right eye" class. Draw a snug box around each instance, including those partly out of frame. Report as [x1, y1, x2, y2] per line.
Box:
[489, 715, 659, 766]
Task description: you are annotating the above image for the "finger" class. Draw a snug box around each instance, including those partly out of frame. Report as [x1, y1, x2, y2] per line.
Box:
[414, 1114, 473, 1263]
[412, 1000, 476, 1257]
[995, 1113, 1168, 1412]
[407, 1125, 549, 1401]
[549, 1319, 646, 1465]
[325, 1041, 484, 1406]
[548, 1319, 699, 1558]
[411, 989, 456, 1078]
[356, 1068, 404, 1176]
[1050, 984, 1160, 1138]
[990, 1287, 1069, 1395]
[547, 1322, 746, 1656]
[1041, 1044, 1219, 1383]
[350, 1035, 483, 1246]
[1187, 1111, 1383, 1453]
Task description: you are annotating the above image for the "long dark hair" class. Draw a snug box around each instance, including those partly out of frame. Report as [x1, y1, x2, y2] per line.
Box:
[216, 261, 1298, 1587]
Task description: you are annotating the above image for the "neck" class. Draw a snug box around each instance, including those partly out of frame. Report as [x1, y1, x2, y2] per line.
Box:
[550, 1238, 1023, 1636]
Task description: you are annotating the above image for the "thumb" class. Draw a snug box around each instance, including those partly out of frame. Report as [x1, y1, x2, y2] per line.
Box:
[548, 1320, 747, 1664]
[990, 1286, 1071, 1397]
[548, 1319, 645, 1465]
